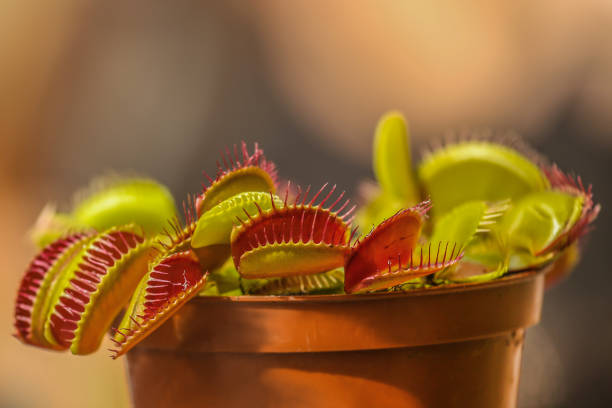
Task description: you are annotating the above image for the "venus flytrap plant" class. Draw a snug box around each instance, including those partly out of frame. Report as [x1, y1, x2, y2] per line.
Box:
[13, 118, 599, 360]
[418, 139, 550, 218]
[110, 177, 281, 352]
[358, 112, 598, 287]
[15, 225, 155, 355]
[231, 183, 357, 278]
[541, 164, 600, 248]
[357, 113, 421, 230]
[156, 195, 229, 272]
[198, 280, 221, 296]
[110, 145, 279, 354]
[195, 142, 278, 216]
[109, 146, 281, 352]
[50, 226, 155, 355]
[203, 259, 242, 295]
[14, 144, 263, 356]
[500, 191, 581, 269]
[372, 112, 420, 202]
[192, 191, 284, 248]
[434, 234, 510, 284]
[430, 200, 510, 284]
[499, 165, 599, 273]
[186, 142, 281, 275]
[30, 176, 178, 248]
[536, 165, 600, 286]
[428, 200, 503, 248]
[14, 232, 95, 349]
[111, 250, 207, 359]
[110, 154, 281, 348]
[241, 268, 345, 296]
[345, 200, 463, 293]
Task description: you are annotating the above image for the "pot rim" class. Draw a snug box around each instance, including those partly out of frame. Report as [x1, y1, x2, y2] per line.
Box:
[138, 270, 544, 352]
[195, 270, 539, 304]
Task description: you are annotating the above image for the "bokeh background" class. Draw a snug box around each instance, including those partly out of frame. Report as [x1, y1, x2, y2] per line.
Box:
[1, 1, 611, 407]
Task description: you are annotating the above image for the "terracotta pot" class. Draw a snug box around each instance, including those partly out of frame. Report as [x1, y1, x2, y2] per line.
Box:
[126, 271, 544, 408]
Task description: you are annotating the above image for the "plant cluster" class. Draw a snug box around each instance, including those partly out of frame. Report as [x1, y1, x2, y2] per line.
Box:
[13, 113, 598, 358]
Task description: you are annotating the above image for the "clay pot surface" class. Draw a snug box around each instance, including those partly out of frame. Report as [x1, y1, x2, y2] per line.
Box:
[126, 271, 544, 408]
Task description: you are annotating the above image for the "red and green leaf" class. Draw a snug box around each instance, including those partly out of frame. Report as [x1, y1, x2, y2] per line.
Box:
[45, 226, 154, 355]
[345, 201, 430, 293]
[196, 142, 278, 217]
[349, 242, 463, 293]
[540, 164, 600, 253]
[231, 184, 356, 278]
[14, 232, 94, 349]
[110, 250, 207, 359]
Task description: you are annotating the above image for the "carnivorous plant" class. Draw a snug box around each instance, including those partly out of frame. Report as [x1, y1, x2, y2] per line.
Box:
[13, 119, 598, 358]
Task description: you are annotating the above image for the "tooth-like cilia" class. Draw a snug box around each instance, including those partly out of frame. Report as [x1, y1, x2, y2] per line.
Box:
[158, 195, 230, 272]
[30, 176, 178, 248]
[113, 193, 236, 347]
[501, 191, 583, 257]
[418, 140, 550, 217]
[41, 226, 154, 354]
[14, 232, 94, 349]
[231, 183, 356, 279]
[434, 235, 509, 284]
[500, 165, 599, 272]
[11, 125, 601, 361]
[541, 164, 599, 250]
[345, 200, 463, 293]
[430, 201, 492, 248]
[352, 242, 463, 293]
[192, 191, 284, 248]
[196, 142, 278, 217]
[241, 268, 345, 295]
[111, 250, 207, 359]
[430, 200, 510, 284]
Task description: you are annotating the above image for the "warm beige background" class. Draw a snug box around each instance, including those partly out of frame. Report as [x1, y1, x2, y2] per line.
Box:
[1, 2, 129, 407]
[1, 1, 610, 407]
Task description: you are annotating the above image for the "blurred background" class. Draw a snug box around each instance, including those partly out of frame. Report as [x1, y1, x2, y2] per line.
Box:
[1, 1, 610, 407]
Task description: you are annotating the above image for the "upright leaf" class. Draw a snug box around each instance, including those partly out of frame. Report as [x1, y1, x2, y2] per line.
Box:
[373, 111, 420, 203]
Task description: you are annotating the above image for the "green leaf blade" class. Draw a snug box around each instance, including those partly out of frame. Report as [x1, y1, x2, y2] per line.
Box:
[373, 111, 419, 203]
